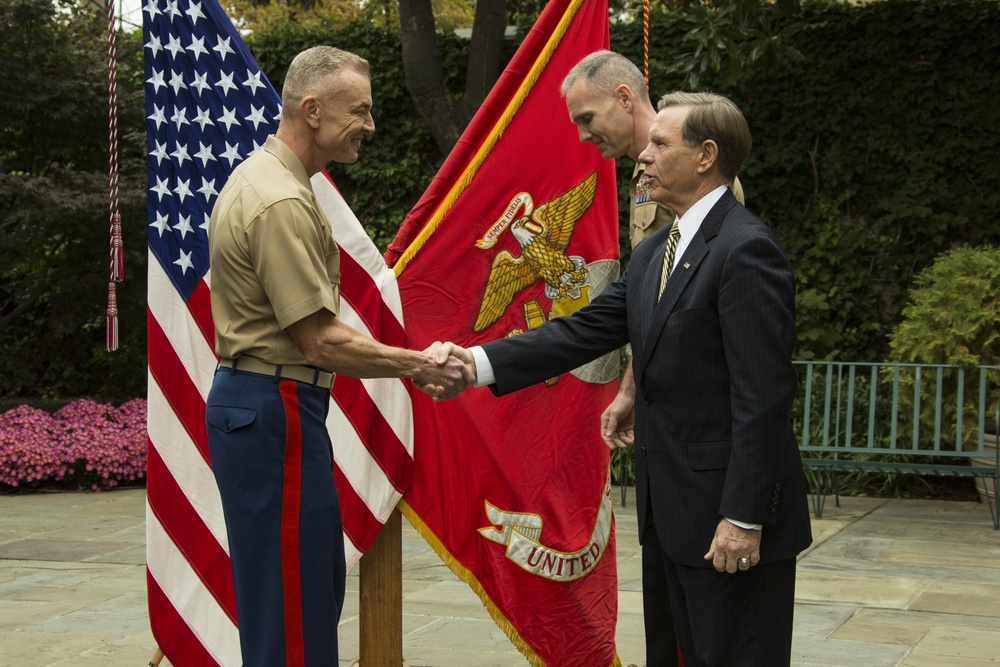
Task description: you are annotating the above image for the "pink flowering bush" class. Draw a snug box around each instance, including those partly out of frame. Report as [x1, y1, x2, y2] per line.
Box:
[0, 399, 147, 491]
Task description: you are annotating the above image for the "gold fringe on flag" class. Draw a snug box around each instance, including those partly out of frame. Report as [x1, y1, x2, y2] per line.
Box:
[398, 499, 623, 667]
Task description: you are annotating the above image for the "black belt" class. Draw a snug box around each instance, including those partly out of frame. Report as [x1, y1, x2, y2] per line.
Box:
[218, 356, 335, 390]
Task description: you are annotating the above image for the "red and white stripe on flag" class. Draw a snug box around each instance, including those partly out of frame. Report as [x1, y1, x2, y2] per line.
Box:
[144, 1, 413, 662]
[146, 175, 412, 664]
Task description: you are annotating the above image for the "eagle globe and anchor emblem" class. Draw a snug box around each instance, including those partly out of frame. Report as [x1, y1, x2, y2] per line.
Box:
[471, 170, 619, 581]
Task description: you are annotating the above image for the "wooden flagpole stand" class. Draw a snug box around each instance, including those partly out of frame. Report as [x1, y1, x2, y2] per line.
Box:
[351, 507, 409, 667]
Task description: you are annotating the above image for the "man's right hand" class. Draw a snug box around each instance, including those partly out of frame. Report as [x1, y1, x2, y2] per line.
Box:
[412, 342, 473, 400]
[412, 341, 477, 400]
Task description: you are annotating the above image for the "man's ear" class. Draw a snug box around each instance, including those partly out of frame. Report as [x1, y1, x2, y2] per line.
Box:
[698, 140, 719, 174]
[615, 84, 633, 110]
[301, 96, 321, 128]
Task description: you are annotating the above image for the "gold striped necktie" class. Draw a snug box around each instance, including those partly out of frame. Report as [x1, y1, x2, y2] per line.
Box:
[657, 222, 681, 301]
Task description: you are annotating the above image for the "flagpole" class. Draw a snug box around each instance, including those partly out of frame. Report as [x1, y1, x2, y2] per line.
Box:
[354, 508, 409, 667]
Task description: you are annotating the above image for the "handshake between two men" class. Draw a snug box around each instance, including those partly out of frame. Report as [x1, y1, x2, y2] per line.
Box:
[413, 342, 478, 401]
[410, 341, 636, 454]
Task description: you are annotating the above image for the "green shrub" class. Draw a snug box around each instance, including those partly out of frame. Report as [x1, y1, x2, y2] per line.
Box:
[887, 245, 1000, 446]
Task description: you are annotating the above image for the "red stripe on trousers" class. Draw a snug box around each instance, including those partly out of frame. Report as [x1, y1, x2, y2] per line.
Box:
[279, 381, 305, 667]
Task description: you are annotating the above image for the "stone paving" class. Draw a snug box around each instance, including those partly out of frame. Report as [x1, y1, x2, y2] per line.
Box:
[0, 487, 998, 666]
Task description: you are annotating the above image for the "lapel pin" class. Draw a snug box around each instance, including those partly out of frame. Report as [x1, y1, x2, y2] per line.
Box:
[683, 262, 691, 269]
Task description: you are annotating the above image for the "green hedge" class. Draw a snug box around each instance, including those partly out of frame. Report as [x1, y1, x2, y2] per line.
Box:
[2, 0, 997, 399]
[621, 0, 1000, 362]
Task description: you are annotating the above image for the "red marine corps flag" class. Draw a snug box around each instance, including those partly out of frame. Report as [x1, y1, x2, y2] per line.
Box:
[387, 0, 622, 663]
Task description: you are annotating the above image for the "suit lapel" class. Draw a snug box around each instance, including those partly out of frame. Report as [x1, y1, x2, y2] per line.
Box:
[632, 192, 737, 377]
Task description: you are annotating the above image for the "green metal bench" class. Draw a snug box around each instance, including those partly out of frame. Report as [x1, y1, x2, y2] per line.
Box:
[794, 361, 999, 529]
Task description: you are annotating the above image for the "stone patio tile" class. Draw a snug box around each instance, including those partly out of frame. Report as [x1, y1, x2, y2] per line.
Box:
[0, 539, 133, 563]
[804, 535, 895, 561]
[47, 643, 158, 667]
[863, 499, 994, 526]
[0, 585, 116, 608]
[901, 656, 1000, 667]
[614, 609, 646, 666]
[88, 543, 146, 565]
[33, 517, 143, 543]
[0, 568, 105, 598]
[404, 579, 490, 609]
[909, 625, 1000, 662]
[0, 629, 129, 667]
[404, 616, 520, 652]
[791, 635, 909, 667]
[795, 571, 930, 608]
[847, 606, 1000, 633]
[25, 595, 150, 637]
[883, 538, 1000, 569]
[0, 599, 76, 631]
[790, 604, 912, 667]
[394, 647, 524, 667]
[792, 603, 858, 638]
[787, 603, 918, 667]
[830, 616, 928, 645]
[614, 589, 642, 617]
[910, 590, 1000, 618]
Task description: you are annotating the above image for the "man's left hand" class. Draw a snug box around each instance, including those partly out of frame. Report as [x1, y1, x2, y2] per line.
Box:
[704, 519, 761, 574]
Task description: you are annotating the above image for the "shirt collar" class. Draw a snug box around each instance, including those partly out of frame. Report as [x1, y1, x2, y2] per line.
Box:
[264, 135, 312, 190]
[676, 184, 729, 240]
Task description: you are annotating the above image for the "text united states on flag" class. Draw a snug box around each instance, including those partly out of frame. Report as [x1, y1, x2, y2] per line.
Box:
[143, 1, 412, 664]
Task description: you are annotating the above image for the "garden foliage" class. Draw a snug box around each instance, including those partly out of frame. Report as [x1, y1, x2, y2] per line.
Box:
[0, 399, 147, 490]
[1, 0, 998, 402]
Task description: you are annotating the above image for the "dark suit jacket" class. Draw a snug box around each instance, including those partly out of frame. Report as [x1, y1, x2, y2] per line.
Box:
[482, 190, 812, 568]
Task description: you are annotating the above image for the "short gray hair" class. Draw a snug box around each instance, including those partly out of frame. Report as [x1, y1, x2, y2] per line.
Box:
[281, 46, 370, 120]
[561, 50, 649, 104]
[658, 91, 752, 182]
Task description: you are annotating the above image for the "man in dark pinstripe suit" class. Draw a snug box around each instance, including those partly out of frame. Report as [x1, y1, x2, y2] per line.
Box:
[435, 92, 812, 666]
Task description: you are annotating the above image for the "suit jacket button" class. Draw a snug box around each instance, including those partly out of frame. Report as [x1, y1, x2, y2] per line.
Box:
[644, 395, 652, 405]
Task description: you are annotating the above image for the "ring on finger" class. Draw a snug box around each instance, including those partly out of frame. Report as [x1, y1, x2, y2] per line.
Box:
[737, 555, 750, 570]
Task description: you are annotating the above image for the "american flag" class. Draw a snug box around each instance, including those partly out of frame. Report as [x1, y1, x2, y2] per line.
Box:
[143, 1, 412, 663]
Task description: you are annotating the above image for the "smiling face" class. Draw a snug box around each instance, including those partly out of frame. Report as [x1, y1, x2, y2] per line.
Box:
[564, 77, 635, 160]
[315, 67, 375, 164]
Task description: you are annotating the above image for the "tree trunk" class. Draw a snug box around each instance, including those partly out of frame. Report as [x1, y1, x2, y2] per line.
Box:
[399, 0, 466, 153]
[463, 0, 507, 115]
[398, 0, 509, 155]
